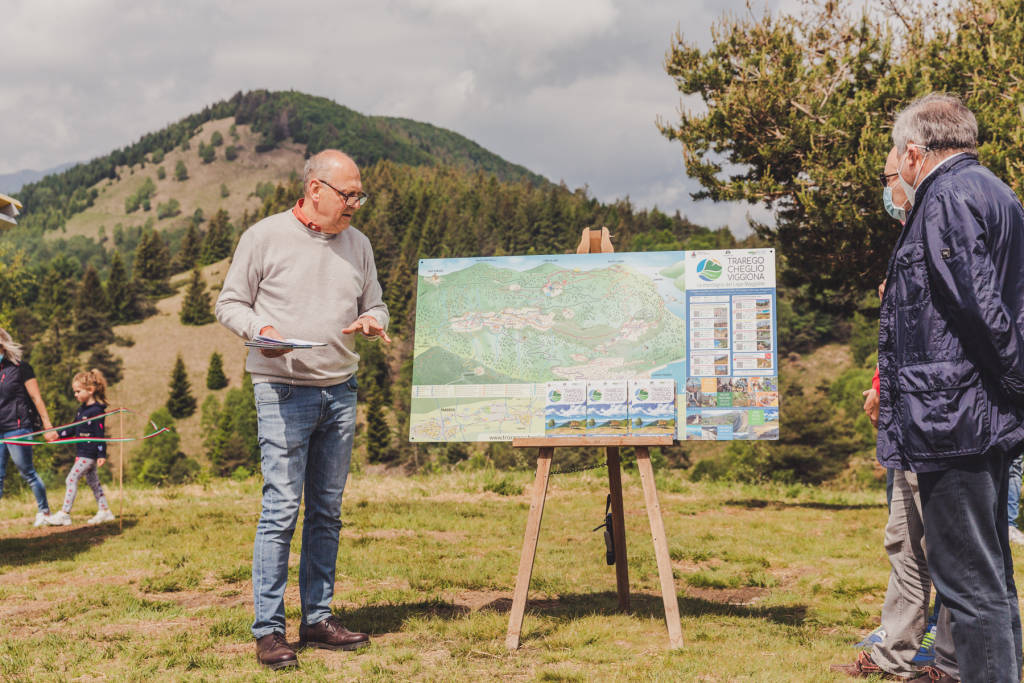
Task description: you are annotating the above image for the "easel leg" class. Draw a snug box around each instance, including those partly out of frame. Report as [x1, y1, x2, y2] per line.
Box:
[605, 446, 630, 612]
[635, 447, 684, 649]
[505, 447, 553, 651]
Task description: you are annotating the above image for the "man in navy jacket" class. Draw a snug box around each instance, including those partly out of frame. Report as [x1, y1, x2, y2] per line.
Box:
[876, 93, 1024, 682]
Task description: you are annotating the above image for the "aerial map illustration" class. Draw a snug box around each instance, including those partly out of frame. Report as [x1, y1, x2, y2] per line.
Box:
[410, 252, 688, 441]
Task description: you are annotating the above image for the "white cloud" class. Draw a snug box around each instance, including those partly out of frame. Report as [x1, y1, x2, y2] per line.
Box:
[0, 0, 797, 236]
[405, 0, 618, 52]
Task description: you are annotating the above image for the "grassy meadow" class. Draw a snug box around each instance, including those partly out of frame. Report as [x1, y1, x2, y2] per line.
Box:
[1, 466, 1001, 681]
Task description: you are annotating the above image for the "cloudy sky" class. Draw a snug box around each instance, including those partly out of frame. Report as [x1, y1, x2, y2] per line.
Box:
[2, 0, 799, 235]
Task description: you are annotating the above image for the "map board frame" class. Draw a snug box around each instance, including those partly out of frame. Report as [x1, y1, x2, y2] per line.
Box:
[409, 248, 778, 442]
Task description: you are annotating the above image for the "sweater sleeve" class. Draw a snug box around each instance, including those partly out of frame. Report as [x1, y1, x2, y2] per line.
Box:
[357, 240, 389, 331]
[215, 229, 272, 340]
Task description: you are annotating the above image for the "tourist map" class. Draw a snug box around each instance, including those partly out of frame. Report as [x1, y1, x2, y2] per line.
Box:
[409, 249, 778, 442]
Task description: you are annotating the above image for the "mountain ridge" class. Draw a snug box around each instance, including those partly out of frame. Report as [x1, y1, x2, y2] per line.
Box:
[13, 90, 547, 234]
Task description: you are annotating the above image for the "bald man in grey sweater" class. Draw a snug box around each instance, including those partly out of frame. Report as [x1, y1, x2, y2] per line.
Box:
[216, 150, 389, 670]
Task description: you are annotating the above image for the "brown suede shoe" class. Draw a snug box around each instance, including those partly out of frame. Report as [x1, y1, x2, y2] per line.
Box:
[908, 666, 958, 682]
[255, 632, 298, 670]
[829, 650, 900, 679]
[299, 616, 370, 651]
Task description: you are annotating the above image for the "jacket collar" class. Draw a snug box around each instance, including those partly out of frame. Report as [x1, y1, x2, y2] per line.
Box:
[903, 153, 978, 225]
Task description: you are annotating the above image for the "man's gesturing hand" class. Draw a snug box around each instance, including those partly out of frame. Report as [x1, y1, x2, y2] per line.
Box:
[342, 316, 392, 344]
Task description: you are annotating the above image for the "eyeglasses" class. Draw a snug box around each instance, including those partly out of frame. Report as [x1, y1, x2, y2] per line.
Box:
[317, 178, 368, 207]
[878, 172, 899, 188]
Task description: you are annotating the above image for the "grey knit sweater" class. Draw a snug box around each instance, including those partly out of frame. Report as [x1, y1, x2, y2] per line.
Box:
[215, 209, 389, 386]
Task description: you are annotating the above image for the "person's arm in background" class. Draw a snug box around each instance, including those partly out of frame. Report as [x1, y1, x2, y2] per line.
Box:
[23, 378, 57, 442]
[863, 367, 880, 427]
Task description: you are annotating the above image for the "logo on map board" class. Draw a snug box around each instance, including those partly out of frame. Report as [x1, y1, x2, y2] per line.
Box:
[635, 389, 649, 401]
[548, 389, 562, 403]
[696, 258, 723, 282]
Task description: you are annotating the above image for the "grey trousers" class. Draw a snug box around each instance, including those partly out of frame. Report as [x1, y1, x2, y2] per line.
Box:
[870, 469, 932, 677]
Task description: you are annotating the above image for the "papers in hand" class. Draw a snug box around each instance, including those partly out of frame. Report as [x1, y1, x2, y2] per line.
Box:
[244, 335, 327, 350]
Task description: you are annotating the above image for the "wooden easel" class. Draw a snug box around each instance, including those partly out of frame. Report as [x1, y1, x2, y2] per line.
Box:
[503, 227, 684, 651]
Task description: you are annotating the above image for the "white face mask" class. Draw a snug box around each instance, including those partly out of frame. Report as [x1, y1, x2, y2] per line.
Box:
[896, 144, 929, 209]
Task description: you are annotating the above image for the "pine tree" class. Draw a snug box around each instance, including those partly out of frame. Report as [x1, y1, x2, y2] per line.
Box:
[200, 209, 234, 265]
[204, 374, 257, 476]
[179, 270, 215, 325]
[206, 351, 228, 389]
[176, 221, 202, 272]
[174, 159, 188, 181]
[166, 355, 196, 418]
[106, 251, 130, 323]
[132, 229, 171, 295]
[87, 346, 123, 385]
[106, 250, 146, 324]
[357, 336, 390, 402]
[365, 386, 393, 463]
[72, 265, 113, 351]
[133, 407, 199, 485]
[36, 253, 79, 324]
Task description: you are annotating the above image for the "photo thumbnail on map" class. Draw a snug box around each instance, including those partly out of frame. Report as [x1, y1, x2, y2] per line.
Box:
[545, 381, 588, 436]
[587, 380, 629, 436]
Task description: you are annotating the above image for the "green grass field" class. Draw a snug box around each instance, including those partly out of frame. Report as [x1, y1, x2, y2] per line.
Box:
[1, 468, 1011, 681]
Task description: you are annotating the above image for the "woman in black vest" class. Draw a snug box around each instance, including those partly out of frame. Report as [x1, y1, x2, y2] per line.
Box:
[0, 328, 58, 526]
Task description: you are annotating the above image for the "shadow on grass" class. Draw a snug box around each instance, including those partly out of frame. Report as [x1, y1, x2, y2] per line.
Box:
[724, 498, 883, 511]
[338, 599, 471, 635]
[481, 591, 806, 627]
[335, 590, 808, 636]
[0, 517, 138, 568]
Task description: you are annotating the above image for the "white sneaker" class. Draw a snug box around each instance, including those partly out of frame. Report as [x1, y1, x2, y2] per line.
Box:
[1009, 526, 1024, 546]
[87, 509, 115, 525]
[46, 510, 72, 526]
[32, 512, 50, 527]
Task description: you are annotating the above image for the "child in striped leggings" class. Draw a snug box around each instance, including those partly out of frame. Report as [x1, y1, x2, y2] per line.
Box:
[46, 369, 114, 526]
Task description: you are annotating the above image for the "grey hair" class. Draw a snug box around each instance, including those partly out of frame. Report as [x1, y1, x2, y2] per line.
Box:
[892, 93, 978, 154]
[0, 327, 23, 364]
[302, 150, 355, 188]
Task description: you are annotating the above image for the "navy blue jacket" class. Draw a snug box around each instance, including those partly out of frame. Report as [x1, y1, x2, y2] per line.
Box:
[0, 358, 38, 432]
[59, 402, 107, 460]
[877, 154, 1024, 472]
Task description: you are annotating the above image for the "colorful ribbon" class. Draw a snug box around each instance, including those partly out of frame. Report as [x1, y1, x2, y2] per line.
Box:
[0, 408, 172, 446]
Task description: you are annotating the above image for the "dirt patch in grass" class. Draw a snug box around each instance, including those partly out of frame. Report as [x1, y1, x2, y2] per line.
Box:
[684, 586, 769, 605]
[454, 589, 512, 612]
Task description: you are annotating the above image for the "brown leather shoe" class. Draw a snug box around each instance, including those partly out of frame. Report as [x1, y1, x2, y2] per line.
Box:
[829, 650, 900, 678]
[908, 666, 958, 682]
[255, 632, 298, 670]
[299, 615, 370, 651]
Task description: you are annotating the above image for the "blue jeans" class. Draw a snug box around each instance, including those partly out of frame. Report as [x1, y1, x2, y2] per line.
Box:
[251, 378, 357, 639]
[0, 428, 50, 513]
[1009, 453, 1022, 528]
[917, 452, 1023, 682]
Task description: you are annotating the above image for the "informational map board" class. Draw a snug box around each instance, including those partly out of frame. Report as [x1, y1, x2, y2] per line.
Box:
[682, 249, 779, 440]
[409, 248, 778, 442]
